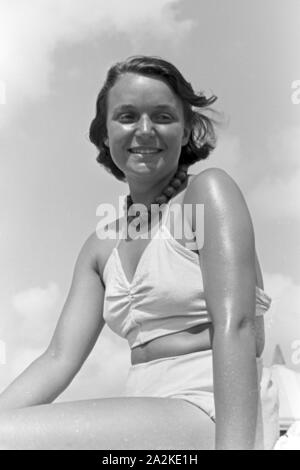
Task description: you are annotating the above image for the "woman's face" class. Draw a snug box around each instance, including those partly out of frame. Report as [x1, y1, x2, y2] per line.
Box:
[105, 73, 190, 180]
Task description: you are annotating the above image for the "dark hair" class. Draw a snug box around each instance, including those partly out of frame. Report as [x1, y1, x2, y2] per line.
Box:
[89, 55, 218, 181]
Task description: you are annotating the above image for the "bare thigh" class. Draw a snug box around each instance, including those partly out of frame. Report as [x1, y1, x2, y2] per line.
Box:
[0, 397, 215, 450]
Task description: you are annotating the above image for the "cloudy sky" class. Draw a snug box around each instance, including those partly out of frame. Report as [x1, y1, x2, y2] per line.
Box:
[0, 0, 299, 406]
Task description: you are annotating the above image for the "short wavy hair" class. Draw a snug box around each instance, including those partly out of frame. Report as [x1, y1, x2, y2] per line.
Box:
[89, 55, 218, 181]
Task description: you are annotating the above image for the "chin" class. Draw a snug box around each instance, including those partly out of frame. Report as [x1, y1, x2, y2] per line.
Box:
[127, 162, 161, 176]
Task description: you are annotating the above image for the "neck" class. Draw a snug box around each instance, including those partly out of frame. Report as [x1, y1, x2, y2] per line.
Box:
[127, 168, 178, 207]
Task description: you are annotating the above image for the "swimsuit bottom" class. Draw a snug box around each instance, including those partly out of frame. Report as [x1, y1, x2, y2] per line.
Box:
[123, 349, 280, 450]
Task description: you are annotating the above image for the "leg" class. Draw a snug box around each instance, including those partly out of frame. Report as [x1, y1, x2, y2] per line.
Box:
[0, 397, 215, 450]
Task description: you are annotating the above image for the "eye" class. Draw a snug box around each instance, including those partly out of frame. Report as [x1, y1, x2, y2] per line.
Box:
[118, 113, 136, 123]
[154, 113, 174, 123]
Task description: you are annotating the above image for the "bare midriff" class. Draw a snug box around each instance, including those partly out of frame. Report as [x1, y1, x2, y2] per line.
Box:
[131, 324, 212, 365]
[130, 318, 265, 365]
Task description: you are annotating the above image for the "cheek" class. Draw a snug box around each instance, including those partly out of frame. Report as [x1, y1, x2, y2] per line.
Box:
[109, 141, 126, 163]
[163, 125, 185, 146]
[107, 131, 129, 167]
[109, 147, 126, 172]
[107, 123, 132, 146]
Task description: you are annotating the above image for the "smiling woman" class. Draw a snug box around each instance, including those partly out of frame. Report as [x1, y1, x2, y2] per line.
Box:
[0, 55, 279, 450]
[89, 56, 216, 183]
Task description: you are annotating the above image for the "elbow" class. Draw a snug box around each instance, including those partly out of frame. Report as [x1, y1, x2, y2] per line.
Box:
[214, 314, 256, 340]
[44, 344, 84, 379]
[43, 347, 76, 375]
[230, 317, 257, 349]
[44, 344, 64, 363]
[213, 316, 257, 359]
[41, 350, 79, 390]
[231, 315, 256, 333]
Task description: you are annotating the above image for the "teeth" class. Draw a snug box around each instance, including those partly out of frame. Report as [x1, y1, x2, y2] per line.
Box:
[129, 149, 162, 154]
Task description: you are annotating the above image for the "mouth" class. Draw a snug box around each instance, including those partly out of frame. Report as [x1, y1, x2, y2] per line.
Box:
[128, 147, 164, 155]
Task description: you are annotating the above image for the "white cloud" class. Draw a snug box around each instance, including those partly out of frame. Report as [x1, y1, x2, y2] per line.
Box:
[247, 127, 300, 220]
[192, 133, 242, 176]
[248, 170, 300, 220]
[266, 127, 300, 177]
[11, 282, 60, 348]
[193, 127, 300, 223]
[191, 132, 265, 197]
[0, 0, 192, 126]
[12, 282, 60, 317]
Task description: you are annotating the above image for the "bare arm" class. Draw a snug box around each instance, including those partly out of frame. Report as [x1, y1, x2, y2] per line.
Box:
[0, 233, 105, 411]
[189, 168, 258, 450]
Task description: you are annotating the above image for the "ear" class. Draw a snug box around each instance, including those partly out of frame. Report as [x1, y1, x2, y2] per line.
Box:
[104, 137, 109, 147]
[181, 126, 191, 147]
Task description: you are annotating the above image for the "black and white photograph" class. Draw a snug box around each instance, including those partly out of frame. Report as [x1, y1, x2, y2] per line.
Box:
[0, 0, 299, 450]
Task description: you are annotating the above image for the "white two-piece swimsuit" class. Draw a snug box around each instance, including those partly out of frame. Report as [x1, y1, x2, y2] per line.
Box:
[102, 174, 279, 450]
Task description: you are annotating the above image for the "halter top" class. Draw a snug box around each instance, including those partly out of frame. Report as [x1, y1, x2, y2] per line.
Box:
[102, 175, 272, 349]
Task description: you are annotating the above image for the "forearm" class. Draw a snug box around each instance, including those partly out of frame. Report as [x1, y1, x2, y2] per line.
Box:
[0, 352, 75, 412]
[213, 324, 258, 450]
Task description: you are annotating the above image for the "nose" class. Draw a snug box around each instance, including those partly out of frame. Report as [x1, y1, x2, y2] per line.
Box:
[135, 114, 155, 136]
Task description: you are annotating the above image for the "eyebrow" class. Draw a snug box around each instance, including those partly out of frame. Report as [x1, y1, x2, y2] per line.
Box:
[112, 104, 178, 113]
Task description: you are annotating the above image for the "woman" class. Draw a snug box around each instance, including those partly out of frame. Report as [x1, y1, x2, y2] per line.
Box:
[0, 56, 279, 450]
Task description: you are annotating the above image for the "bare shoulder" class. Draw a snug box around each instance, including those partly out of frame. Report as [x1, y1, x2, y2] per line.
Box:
[186, 167, 252, 223]
[185, 167, 254, 247]
[186, 167, 247, 206]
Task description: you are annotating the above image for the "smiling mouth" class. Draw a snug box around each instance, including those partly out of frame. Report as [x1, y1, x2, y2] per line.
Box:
[128, 147, 164, 155]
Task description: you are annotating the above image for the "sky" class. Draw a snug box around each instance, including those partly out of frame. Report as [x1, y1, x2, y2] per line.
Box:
[0, 0, 300, 411]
